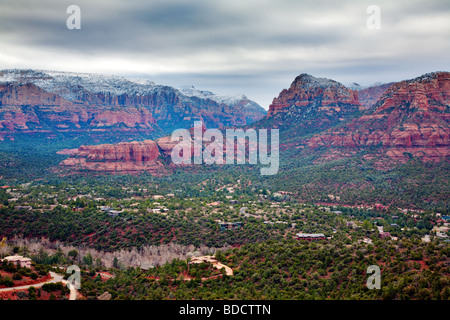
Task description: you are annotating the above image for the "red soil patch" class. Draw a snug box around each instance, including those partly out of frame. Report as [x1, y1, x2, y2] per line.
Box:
[0, 272, 51, 289]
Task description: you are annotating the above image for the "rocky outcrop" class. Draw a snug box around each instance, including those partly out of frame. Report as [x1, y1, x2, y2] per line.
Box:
[0, 82, 159, 141]
[61, 140, 166, 174]
[61, 123, 206, 174]
[267, 73, 361, 118]
[307, 72, 450, 162]
[60, 122, 250, 174]
[261, 74, 362, 139]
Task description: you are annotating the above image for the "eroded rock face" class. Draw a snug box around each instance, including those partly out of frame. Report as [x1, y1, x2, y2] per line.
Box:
[0, 82, 158, 141]
[60, 122, 252, 174]
[60, 123, 204, 174]
[0, 69, 266, 142]
[262, 74, 362, 139]
[60, 71, 450, 175]
[267, 73, 361, 118]
[61, 140, 166, 174]
[307, 72, 450, 162]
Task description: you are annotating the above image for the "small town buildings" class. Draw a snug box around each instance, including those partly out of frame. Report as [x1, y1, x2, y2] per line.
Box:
[347, 221, 358, 229]
[379, 232, 391, 239]
[272, 192, 283, 198]
[373, 203, 389, 210]
[218, 222, 243, 231]
[99, 206, 121, 217]
[2, 255, 32, 268]
[140, 263, 155, 271]
[107, 210, 121, 217]
[296, 233, 326, 241]
[189, 256, 218, 265]
[436, 232, 449, 239]
[14, 205, 32, 210]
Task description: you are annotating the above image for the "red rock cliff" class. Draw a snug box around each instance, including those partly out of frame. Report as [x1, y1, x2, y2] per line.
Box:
[61, 140, 166, 174]
[267, 73, 361, 118]
[307, 72, 450, 162]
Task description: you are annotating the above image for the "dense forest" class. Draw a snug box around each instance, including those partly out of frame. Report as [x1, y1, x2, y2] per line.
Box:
[31, 237, 449, 300]
[0, 143, 448, 212]
[0, 142, 448, 302]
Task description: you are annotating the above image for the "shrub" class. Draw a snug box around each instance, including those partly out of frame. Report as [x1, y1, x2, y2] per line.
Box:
[42, 282, 64, 292]
[1, 276, 14, 287]
[12, 273, 23, 280]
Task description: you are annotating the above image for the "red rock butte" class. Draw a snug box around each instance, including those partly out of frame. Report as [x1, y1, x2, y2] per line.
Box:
[267, 73, 361, 118]
[61, 140, 166, 174]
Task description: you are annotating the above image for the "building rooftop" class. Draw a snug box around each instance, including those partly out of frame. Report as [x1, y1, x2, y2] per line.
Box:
[296, 233, 325, 238]
[3, 255, 32, 261]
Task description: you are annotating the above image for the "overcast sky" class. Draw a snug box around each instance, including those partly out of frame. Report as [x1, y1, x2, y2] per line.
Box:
[0, 0, 448, 108]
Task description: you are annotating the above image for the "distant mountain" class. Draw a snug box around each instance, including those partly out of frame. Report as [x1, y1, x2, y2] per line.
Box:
[0, 69, 266, 145]
[58, 71, 450, 186]
[307, 71, 450, 163]
[178, 85, 265, 124]
[357, 82, 396, 110]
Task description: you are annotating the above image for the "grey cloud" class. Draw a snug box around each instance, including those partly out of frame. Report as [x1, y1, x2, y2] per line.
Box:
[0, 0, 448, 108]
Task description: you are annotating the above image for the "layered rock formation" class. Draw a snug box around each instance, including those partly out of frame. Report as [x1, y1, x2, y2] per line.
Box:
[0, 82, 158, 137]
[267, 73, 361, 118]
[61, 122, 252, 174]
[61, 140, 166, 174]
[60, 71, 450, 175]
[307, 72, 450, 162]
[0, 69, 266, 143]
[262, 74, 362, 140]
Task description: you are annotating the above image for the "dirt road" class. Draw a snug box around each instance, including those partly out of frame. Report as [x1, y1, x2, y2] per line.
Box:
[0, 272, 77, 300]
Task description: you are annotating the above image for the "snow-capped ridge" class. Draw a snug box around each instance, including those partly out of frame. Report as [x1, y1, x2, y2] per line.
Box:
[178, 85, 250, 106]
[0, 69, 265, 113]
[0, 69, 162, 100]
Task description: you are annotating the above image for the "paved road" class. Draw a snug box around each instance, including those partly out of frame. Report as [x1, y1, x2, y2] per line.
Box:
[214, 262, 233, 276]
[0, 272, 77, 300]
[62, 280, 77, 300]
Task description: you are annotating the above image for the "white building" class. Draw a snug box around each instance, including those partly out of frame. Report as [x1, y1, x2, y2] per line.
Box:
[2, 255, 32, 268]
